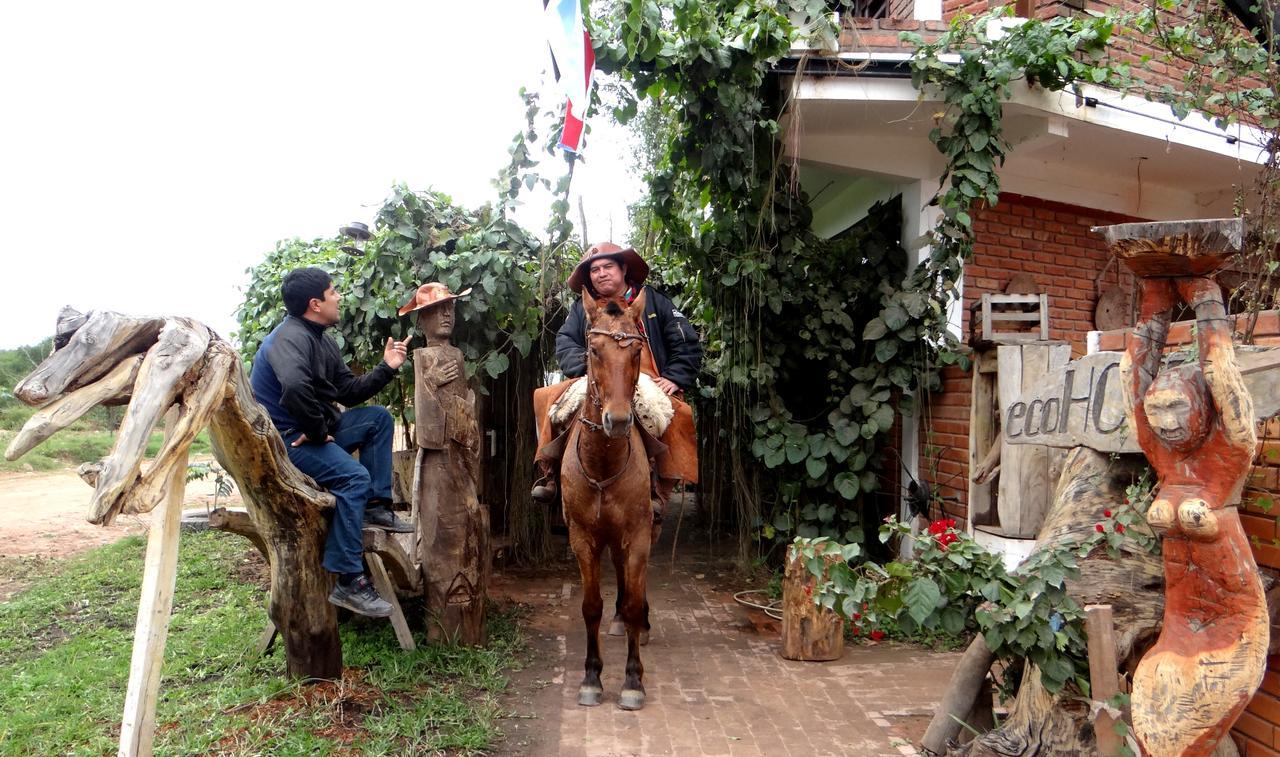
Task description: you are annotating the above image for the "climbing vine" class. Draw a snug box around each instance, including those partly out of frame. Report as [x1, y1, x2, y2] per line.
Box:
[591, 0, 971, 553]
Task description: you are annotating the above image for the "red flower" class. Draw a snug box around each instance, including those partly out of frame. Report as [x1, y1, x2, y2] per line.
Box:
[870, 630, 886, 641]
[1103, 509, 1112, 518]
[804, 585, 813, 597]
[852, 612, 861, 620]
[862, 603, 869, 611]
[1116, 523, 1126, 534]
[1095, 523, 1105, 533]
[851, 626, 861, 636]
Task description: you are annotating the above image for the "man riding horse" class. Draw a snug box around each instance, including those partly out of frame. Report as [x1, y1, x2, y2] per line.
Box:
[532, 242, 701, 528]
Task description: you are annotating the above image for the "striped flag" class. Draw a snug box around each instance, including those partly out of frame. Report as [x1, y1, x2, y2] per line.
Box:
[543, 0, 595, 153]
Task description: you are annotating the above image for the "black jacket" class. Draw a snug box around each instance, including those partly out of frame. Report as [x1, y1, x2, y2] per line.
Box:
[250, 315, 395, 442]
[556, 286, 702, 391]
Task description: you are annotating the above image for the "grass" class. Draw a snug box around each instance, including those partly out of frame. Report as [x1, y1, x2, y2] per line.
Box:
[0, 402, 212, 474]
[0, 531, 525, 755]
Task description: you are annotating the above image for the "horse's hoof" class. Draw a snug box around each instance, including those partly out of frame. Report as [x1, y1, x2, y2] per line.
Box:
[578, 686, 604, 707]
[608, 617, 626, 636]
[640, 629, 650, 646]
[618, 689, 646, 710]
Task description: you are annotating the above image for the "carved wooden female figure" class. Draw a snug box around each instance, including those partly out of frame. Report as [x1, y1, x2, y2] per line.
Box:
[1122, 276, 1266, 756]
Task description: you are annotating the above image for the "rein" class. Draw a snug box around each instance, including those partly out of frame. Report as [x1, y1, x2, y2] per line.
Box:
[572, 326, 645, 517]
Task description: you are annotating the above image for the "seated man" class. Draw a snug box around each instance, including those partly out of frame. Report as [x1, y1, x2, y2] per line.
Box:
[251, 267, 414, 619]
[532, 243, 701, 526]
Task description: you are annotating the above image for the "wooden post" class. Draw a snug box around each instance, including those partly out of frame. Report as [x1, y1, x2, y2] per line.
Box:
[1086, 604, 1123, 757]
[118, 447, 187, 757]
[780, 549, 844, 661]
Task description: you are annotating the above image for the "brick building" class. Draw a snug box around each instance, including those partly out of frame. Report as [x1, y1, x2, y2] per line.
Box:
[781, 0, 1277, 751]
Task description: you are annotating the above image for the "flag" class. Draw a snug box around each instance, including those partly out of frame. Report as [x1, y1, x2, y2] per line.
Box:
[543, 0, 595, 153]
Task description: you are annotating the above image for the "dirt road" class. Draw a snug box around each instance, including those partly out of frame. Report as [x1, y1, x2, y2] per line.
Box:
[0, 462, 241, 599]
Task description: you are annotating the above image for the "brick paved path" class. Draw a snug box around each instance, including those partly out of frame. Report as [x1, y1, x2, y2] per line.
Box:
[493, 500, 960, 756]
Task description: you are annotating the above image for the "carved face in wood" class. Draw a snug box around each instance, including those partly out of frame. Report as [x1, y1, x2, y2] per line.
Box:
[1143, 363, 1212, 453]
[416, 300, 456, 342]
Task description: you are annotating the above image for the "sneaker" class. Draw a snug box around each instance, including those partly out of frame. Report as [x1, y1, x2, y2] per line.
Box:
[328, 575, 394, 618]
[364, 505, 414, 533]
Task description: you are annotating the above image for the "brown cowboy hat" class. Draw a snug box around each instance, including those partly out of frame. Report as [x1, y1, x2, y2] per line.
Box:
[397, 282, 472, 316]
[567, 242, 650, 294]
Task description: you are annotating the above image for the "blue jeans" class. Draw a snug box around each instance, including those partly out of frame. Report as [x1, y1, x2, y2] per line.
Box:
[285, 406, 394, 575]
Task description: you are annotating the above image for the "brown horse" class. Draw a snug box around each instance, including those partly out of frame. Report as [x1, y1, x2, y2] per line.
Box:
[561, 289, 654, 711]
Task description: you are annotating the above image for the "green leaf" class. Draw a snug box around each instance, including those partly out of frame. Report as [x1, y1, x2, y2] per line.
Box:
[806, 456, 828, 479]
[903, 578, 942, 625]
[834, 473, 859, 500]
[874, 339, 898, 363]
[862, 318, 888, 341]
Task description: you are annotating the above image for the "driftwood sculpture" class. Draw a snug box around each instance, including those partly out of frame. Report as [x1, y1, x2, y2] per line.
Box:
[404, 284, 490, 645]
[6, 308, 347, 754]
[1114, 223, 1267, 757]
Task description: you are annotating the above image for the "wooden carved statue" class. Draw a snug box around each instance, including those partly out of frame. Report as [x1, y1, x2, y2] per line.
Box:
[400, 282, 490, 645]
[1117, 224, 1266, 756]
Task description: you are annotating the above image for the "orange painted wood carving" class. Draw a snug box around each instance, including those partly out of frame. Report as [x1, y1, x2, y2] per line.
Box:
[1111, 221, 1267, 757]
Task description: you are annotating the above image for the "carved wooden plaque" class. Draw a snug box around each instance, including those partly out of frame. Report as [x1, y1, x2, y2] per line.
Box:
[1004, 347, 1280, 453]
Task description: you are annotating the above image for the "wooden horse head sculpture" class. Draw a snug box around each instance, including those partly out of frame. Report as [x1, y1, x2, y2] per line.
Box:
[561, 288, 655, 711]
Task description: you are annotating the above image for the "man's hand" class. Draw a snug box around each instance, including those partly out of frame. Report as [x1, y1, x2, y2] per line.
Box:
[291, 433, 335, 447]
[654, 376, 680, 395]
[384, 335, 414, 370]
[428, 360, 461, 387]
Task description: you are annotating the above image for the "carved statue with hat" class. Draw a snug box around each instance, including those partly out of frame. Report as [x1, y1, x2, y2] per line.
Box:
[399, 281, 490, 645]
[532, 242, 702, 543]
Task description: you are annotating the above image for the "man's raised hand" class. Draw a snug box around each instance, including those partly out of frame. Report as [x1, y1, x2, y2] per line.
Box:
[384, 335, 414, 369]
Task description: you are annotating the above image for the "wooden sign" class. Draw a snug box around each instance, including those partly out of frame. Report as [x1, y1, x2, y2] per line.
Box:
[1004, 347, 1280, 453]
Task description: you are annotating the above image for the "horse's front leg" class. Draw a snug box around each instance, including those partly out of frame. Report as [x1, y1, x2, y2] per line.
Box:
[608, 545, 626, 637]
[570, 527, 605, 707]
[618, 540, 651, 710]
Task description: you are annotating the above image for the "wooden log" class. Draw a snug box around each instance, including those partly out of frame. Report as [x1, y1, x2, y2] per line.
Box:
[208, 507, 269, 561]
[89, 319, 210, 525]
[1086, 605, 1123, 757]
[208, 363, 341, 680]
[946, 448, 1159, 756]
[780, 549, 844, 662]
[5, 354, 142, 461]
[14, 311, 163, 406]
[118, 444, 187, 757]
[922, 635, 995, 755]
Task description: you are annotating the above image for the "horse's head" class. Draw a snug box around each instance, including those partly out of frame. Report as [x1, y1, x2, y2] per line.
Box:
[582, 289, 647, 439]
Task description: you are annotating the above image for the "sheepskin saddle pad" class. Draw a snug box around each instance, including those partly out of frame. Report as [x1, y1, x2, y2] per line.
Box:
[549, 374, 674, 437]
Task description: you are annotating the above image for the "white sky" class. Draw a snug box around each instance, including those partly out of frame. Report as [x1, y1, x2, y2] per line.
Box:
[0, 1, 641, 349]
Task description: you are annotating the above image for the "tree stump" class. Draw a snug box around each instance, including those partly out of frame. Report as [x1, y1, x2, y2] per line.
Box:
[781, 548, 845, 661]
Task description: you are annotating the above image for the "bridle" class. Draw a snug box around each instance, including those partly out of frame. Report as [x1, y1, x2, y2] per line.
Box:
[572, 326, 645, 515]
[577, 327, 645, 434]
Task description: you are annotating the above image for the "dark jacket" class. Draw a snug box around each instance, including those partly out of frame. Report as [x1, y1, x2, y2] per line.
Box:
[556, 286, 702, 390]
[250, 315, 395, 442]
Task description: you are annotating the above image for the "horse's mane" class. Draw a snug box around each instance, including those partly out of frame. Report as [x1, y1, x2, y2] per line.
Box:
[604, 300, 624, 316]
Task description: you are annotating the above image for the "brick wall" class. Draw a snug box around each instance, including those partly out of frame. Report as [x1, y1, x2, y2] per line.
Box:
[837, 0, 1253, 102]
[1097, 311, 1280, 755]
[840, 16, 946, 51]
[920, 193, 1140, 524]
